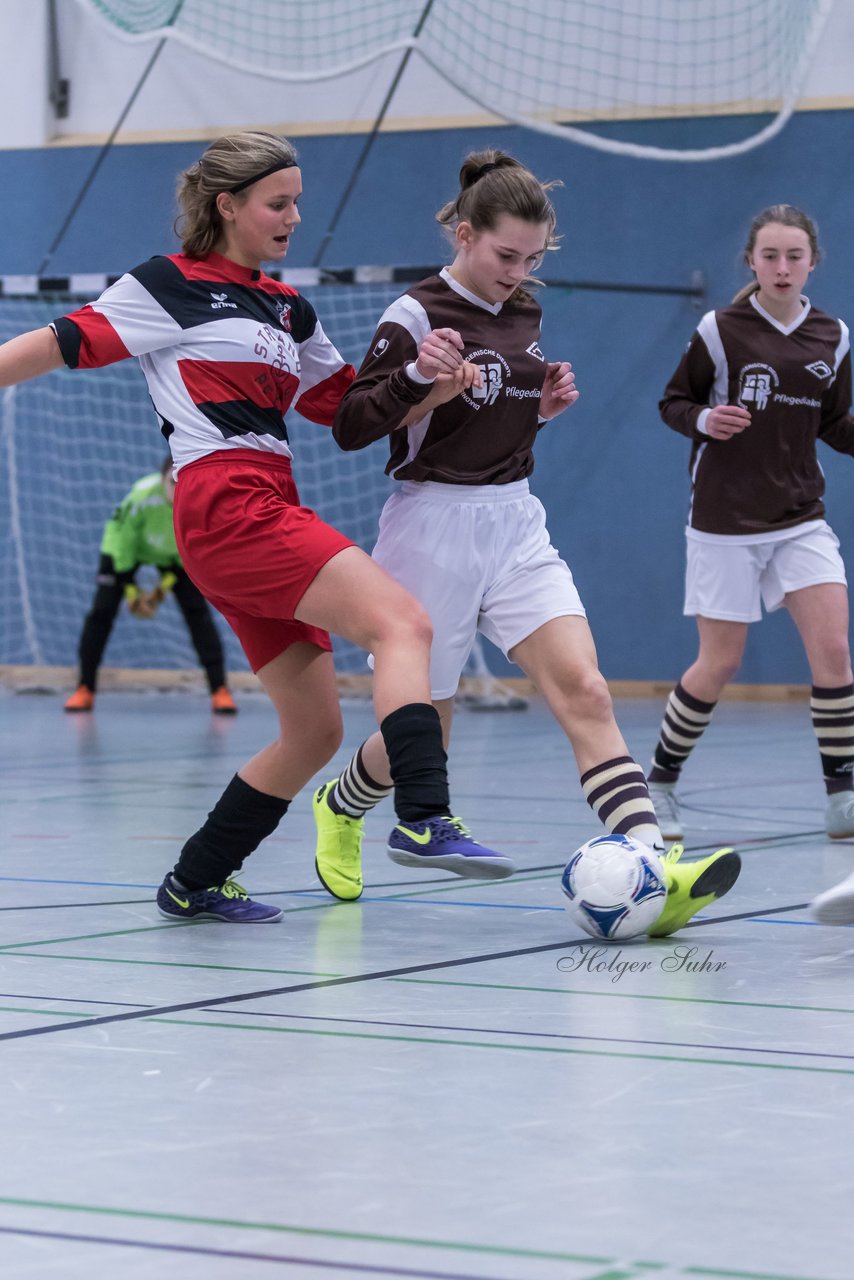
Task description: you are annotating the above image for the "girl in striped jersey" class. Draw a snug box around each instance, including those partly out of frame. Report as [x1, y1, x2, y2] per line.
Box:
[0, 130, 513, 922]
[311, 149, 739, 936]
[646, 206, 854, 884]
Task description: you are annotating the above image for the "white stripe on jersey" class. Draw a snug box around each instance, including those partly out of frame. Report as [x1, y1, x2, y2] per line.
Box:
[697, 310, 730, 408]
[377, 294, 432, 347]
[89, 273, 183, 355]
[832, 320, 851, 384]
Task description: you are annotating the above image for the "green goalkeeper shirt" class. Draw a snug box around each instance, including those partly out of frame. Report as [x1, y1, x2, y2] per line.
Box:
[100, 472, 180, 574]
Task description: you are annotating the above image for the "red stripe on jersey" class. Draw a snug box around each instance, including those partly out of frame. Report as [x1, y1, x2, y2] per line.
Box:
[167, 252, 299, 297]
[296, 363, 356, 426]
[178, 358, 299, 415]
[65, 305, 132, 368]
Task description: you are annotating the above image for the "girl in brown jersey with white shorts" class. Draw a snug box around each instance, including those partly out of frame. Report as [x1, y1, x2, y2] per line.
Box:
[312, 149, 740, 938]
[643, 204, 854, 924]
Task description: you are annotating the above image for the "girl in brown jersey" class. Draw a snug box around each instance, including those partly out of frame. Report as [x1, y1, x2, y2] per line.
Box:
[311, 148, 740, 937]
[645, 206, 854, 919]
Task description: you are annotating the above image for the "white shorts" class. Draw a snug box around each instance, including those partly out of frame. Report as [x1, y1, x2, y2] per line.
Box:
[372, 479, 586, 699]
[684, 522, 847, 623]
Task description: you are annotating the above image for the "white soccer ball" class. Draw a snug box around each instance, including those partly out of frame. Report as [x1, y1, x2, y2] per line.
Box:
[560, 833, 667, 941]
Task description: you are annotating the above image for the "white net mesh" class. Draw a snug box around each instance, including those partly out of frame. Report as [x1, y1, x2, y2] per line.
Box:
[81, 0, 835, 159]
[0, 284, 393, 675]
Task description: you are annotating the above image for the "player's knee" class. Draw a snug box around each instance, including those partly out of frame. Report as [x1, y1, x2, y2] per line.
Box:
[544, 664, 612, 722]
[374, 598, 433, 653]
[814, 639, 853, 682]
[298, 710, 345, 768]
[710, 653, 742, 685]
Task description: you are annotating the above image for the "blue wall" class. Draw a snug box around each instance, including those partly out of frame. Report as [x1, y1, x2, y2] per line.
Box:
[3, 109, 854, 684]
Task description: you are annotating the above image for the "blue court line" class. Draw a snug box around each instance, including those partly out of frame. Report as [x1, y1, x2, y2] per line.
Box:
[0, 1224, 510, 1279]
[0, 876, 161, 888]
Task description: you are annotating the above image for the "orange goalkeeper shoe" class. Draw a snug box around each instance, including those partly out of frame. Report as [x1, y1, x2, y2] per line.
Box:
[211, 686, 238, 715]
[64, 685, 95, 713]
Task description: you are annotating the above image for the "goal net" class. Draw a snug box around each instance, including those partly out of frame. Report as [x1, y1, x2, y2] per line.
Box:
[81, 0, 835, 160]
[0, 276, 525, 705]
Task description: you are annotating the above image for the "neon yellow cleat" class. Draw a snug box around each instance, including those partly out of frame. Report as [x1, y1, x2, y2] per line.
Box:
[647, 843, 741, 937]
[313, 779, 364, 901]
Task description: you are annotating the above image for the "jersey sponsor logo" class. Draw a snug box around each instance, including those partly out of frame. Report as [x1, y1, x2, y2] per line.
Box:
[210, 291, 238, 310]
[526, 340, 545, 361]
[463, 346, 511, 409]
[737, 362, 779, 411]
[805, 360, 833, 379]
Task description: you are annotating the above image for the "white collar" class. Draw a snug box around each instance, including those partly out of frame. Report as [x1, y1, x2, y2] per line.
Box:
[439, 266, 503, 315]
[749, 290, 811, 335]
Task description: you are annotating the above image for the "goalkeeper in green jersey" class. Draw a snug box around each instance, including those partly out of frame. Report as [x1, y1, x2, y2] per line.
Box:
[65, 458, 237, 715]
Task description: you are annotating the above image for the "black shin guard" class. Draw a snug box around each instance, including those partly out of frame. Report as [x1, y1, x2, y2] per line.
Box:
[174, 774, 290, 890]
[380, 703, 450, 822]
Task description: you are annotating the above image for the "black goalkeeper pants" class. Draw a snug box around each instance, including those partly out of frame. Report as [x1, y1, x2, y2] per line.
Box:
[77, 554, 226, 693]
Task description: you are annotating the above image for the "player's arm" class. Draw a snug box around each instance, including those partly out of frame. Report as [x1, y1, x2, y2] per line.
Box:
[0, 327, 64, 386]
[333, 322, 468, 451]
[660, 329, 748, 441]
[817, 341, 854, 456]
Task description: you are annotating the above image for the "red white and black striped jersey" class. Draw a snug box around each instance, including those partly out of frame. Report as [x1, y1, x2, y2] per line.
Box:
[332, 268, 548, 484]
[52, 251, 355, 472]
[660, 294, 854, 537]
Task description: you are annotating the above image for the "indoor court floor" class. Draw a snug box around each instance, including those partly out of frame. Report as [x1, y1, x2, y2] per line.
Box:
[0, 685, 852, 1280]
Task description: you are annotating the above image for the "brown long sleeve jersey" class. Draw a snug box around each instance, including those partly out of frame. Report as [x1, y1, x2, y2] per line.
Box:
[660, 294, 854, 536]
[332, 269, 548, 484]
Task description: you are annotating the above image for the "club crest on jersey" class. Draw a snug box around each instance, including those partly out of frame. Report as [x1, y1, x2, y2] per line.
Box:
[737, 362, 779, 412]
[276, 300, 292, 331]
[372, 338, 389, 359]
[210, 291, 237, 310]
[805, 360, 833, 379]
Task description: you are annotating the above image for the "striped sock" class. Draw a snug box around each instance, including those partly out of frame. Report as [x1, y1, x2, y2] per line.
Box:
[810, 683, 854, 795]
[580, 756, 663, 850]
[330, 744, 393, 818]
[648, 681, 717, 783]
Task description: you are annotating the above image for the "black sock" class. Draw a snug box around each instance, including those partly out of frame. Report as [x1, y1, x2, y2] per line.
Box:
[173, 774, 290, 890]
[380, 703, 449, 822]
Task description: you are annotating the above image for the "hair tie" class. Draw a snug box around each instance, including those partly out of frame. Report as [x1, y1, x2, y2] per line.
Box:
[474, 161, 499, 181]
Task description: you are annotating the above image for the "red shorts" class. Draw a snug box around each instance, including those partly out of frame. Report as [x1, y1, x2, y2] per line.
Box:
[173, 449, 353, 672]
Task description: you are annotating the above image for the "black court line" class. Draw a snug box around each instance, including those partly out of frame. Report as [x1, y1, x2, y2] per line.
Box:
[0, 900, 809, 1044]
[0, 1225, 507, 1278]
[212, 1007, 853, 1063]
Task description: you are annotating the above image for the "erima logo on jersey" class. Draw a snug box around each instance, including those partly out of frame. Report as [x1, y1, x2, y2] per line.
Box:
[526, 340, 545, 361]
[805, 360, 833, 379]
[737, 362, 779, 411]
[210, 291, 237, 310]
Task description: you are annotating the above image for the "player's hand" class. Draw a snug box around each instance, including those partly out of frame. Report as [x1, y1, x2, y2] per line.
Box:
[539, 361, 579, 420]
[128, 593, 156, 619]
[414, 328, 465, 380]
[422, 361, 483, 410]
[705, 404, 751, 440]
